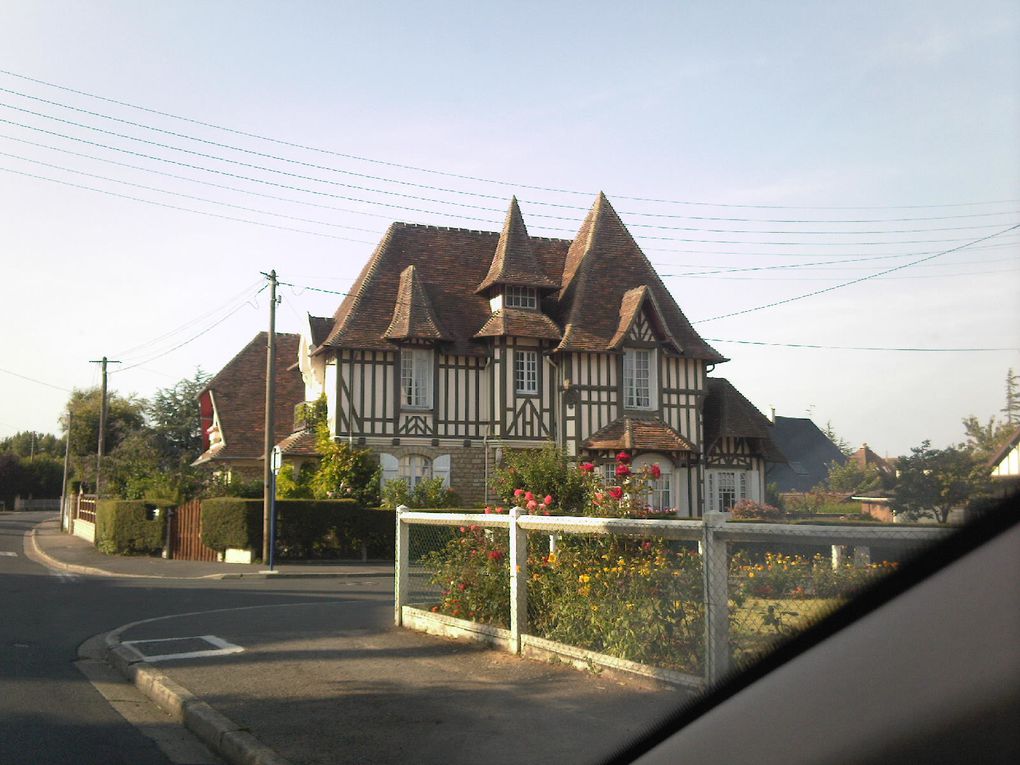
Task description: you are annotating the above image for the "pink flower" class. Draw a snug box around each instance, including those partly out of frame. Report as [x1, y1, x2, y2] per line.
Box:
[526, 500, 538, 511]
[579, 462, 595, 473]
[514, 488, 524, 497]
[608, 486, 624, 500]
[488, 550, 504, 561]
[484, 506, 492, 514]
[524, 491, 535, 502]
[459, 526, 467, 533]
[495, 506, 505, 514]
[537, 503, 546, 512]
[616, 451, 631, 464]
[649, 464, 662, 479]
[594, 492, 604, 503]
[642, 541, 653, 551]
[615, 464, 631, 477]
[544, 495, 553, 506]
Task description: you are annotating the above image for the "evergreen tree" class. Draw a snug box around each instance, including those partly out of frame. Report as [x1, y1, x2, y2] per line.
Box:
[1003, 368, 1020, 426]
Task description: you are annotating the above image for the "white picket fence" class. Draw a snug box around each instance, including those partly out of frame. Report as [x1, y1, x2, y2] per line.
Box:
[394, 508, 952, 688]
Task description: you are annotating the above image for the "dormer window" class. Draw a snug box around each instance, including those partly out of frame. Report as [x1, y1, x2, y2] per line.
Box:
[400, 348, 433, 409]
[624, 348, 656, 410]
[505, 285, 537, 309]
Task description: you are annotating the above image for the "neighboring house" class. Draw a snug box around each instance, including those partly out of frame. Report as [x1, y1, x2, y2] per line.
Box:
[193, 332, 306, 480]
[766, 416, 847, 493]
[849, 442, 897, 482]
[297, 193, 778, 515]
[987, 425, 1020, 497]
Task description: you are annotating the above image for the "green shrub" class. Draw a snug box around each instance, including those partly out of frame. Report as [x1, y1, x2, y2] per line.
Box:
[381, 477, 458, 509]
[490, 443, 589, 514]
[200, 498, 395, 560]
[200, 497, 262, 551]
[95, 499, 171, 555]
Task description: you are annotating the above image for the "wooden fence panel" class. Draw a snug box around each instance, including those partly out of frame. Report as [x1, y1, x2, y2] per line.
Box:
[170, 500, 219, 562]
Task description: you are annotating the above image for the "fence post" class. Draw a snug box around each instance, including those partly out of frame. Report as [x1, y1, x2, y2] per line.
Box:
[702, 511, 731, 686]
[509, 507, 528, 655]
[394, 505, 409, 626]
[831, 545, 848, 570]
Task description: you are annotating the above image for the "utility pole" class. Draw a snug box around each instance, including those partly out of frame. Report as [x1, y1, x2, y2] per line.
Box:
[261, 270, 278, 567]
[89, 356, 120, 499]
[59, 411, 71, 532]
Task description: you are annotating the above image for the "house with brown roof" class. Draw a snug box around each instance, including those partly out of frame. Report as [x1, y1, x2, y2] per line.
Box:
[296, 193, 779, 515]
[193, 332, 306, 480]
[987, 425, 1020, 497]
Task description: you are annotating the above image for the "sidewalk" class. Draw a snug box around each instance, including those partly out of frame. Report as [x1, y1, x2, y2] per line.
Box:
[33, 519, 683, 765]
[28, 518, 394, 579]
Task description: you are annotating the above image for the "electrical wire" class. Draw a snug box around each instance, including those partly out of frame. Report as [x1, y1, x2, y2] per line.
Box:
[702, 339, 1020, 352]
[3, 68, 1017, 212]
[0, 366, 74, 393]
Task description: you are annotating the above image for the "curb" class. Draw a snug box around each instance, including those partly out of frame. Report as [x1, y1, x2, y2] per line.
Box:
[27, 520, 395, 581]
[103, 632, 292, 765]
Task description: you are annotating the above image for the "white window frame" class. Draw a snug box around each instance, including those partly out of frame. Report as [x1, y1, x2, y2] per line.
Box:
[400, 454, 432, 489]
[515, 349, 539, 395]
[707, 469, 748, 513]
[623, 348, 656, 410]
[633, 454, 673, 513]
[400, 348, 433, 409]
[504, 285, 537, 309]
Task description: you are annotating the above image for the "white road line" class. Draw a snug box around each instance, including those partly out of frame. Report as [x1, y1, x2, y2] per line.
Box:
[0, 551, 17, 557]
[123, 634, 245, 663]
[51, 571, 80, 582]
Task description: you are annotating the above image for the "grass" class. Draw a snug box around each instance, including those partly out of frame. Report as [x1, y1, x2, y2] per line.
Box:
[730, 596, 843, 667]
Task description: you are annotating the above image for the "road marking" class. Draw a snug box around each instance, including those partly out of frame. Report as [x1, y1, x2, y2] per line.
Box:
[123, 634, 244, 663]
[0, 551, 17, 557]
[51, 571, 80, 582]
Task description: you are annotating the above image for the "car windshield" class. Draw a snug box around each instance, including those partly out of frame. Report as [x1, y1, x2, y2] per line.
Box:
[1, 2, 1018, 764]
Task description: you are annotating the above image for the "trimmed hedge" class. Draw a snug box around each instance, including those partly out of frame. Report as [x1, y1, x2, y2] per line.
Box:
[96, 499, 171, 555]
[200, 498, 395, 560]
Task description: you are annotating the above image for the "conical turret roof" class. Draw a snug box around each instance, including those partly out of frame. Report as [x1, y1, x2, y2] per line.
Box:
[476, 197, 559, 294]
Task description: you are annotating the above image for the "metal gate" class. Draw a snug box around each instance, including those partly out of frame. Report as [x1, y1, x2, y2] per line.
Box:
[169, 500, 219, 562]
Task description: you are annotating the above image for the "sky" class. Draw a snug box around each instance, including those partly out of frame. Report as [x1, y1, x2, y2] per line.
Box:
[0, 0, 1017, 458]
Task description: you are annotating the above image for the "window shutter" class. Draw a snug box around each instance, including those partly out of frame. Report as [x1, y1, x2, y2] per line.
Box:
[380, 453, 398, 486]
[739, 471, 747, 500]
[623, 350, 634, 408]
[433, 454, 451, 487]
[417, 350, 432, 407]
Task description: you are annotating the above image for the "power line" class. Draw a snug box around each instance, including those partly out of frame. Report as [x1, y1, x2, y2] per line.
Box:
[0, 366, 73, 393]
[4, 113, 1016, 245]
[4, 86, 1020, 227]
[112, 285, 267, 374]
[703, 338, 1020, 352]
[695, 223, 1020, 323]
[0, 165, 376, 243]
[3, 67, 1017, 212]
[4, 101, 1018, 235]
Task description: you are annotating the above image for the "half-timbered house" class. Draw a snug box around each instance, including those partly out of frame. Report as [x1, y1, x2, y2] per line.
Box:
[298, 193, 779, 515]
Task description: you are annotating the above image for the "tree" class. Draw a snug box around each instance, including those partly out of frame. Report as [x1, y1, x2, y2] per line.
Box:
[891, 441, 989, 524]
[0, 431, 64, 459]
[1003, 368, 1020, 426]
[818, 460, 883, 495]
[309, 421, 380, 506]
[821, 421, 852, 457]
[961, 415, 1012, 462]
[147, 369, 210, 467]
[60, 387, 147, 490]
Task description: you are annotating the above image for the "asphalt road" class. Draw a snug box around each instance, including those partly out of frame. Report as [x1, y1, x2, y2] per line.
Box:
[0, 511, 392, 765]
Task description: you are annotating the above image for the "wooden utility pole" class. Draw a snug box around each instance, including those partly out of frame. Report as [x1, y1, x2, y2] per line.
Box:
[59, 410, 71, 532]
[261, 271, 278, 565]
[89, 356, 120, 499]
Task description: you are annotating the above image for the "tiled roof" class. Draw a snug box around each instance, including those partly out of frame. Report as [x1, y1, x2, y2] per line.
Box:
[320, 222, 570, 356]
[275, 429, 320, 457]
[383, 265, 450, 341]
[583, 415, 696, 453]
[554, 193, 725, 360]
[194, 332, 305, 463]
[476, 197, 559, 293]
[318, 193, 725, 360]
[765, 416, 847, 493]
[703, 378, 784, 462]
[850, 443, 896, 475]
[474, 308, 562, 340]
[607, 286, 680, 351]
[987, 425, 1020, 469]
[307, 315, 333, 348]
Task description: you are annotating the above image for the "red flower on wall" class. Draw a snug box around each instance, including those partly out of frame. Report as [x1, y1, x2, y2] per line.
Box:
[615, 464, 631, 477]
[579, 462, 595, 473]
[649, 464, 662, 479]
[608, 486, 624, 500]
[616, 451, 631, 464]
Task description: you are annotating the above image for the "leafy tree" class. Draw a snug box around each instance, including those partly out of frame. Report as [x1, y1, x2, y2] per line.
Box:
[1003, 368, 1020, 426]
[309, 421, 380, 506]
[275, 462, 315, 499]
[891, 441, 989, 524]
[490, 443, 590, 514]
[821, 420, 853, 457]
[0, 431, 64, 459]
[148, 369, 210, 467]
[961, 415, 1012, 462]
[0, 453, 64, 508]
[818, 460, 884, 495]
[60, 387, 147, 491]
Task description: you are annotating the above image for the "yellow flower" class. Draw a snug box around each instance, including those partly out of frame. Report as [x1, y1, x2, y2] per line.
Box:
[578, 574, 591, 584]
[748, 571, 756, 578]
[548, 552, 558, 564]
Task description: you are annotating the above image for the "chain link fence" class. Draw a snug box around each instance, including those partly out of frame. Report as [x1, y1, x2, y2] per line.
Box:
[396, 510, 952, 689]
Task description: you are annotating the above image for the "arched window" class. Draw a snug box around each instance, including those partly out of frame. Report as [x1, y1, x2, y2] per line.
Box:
[633, 454, 673, 513]
[400, 454, 432, 489]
